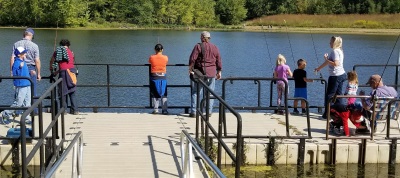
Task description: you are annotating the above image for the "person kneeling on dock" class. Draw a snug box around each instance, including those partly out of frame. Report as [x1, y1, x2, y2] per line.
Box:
[329, 103, 370, 136]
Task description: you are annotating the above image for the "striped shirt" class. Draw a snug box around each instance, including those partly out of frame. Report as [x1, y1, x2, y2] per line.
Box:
[12, 38, 40, 66]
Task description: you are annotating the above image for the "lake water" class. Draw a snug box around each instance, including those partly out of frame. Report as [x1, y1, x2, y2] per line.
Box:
[0, 29, 399, 113]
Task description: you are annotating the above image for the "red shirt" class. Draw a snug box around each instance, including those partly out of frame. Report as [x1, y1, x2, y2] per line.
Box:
[53, 47, 75, 70]
[189, 42, 222, 78]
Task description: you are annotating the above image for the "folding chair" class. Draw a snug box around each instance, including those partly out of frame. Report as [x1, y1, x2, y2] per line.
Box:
[370, 97, 400, 134]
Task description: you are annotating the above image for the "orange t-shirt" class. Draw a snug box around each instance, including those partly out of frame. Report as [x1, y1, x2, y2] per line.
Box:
[148, 53, 168, 73]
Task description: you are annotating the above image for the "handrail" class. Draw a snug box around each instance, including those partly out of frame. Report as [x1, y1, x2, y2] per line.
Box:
[180, 130, 225, 178]
[382, 99, 400, 139]
[221, 77, 313, 139]
[324, 95, 400, 165]
[220, 77, 326, 111]
[45, 131, 83, 178]
[19, 78, 66, 178]
[69, 63, 191, 112]
[325, 95, 375, 140]
[192, 70, 242, 178]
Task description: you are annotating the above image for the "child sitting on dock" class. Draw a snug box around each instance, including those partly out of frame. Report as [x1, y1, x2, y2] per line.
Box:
[274, 54, 293, 114]
[292, 59, 313, 115]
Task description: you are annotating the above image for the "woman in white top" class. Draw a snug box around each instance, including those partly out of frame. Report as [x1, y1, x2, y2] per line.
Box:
[315, 36, 347, 118]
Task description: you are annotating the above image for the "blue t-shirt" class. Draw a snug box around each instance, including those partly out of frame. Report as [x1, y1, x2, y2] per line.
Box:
[12, 57, 31, 87]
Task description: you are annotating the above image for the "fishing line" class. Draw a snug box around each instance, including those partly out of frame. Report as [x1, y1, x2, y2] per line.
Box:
[283, 20, 296, 67]
[309, 30, 324, 79]
[377, 33, 400, 86]
[262, 26, 274, 75]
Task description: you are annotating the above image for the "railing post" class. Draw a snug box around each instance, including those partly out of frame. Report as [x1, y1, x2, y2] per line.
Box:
[107, 65, 111, 107]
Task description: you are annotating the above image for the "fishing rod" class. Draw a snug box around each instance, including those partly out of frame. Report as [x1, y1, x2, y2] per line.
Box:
[51, 21, 59, 80]
[283, 20, 296, 67]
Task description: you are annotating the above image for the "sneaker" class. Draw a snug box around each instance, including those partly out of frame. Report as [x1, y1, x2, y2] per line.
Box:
[355, 128, 370, 135]
[162, 110, 168, 115]
[333, 127, 341, 135]
[0, 111, 11, 125]
[70, 111, 79, 115]
[189, 113, 195, 118]
[277, 110, 285, 115]
[151, 110, 159, 114]
[292, 110, 300, 115]
[25, 116, 32, 125]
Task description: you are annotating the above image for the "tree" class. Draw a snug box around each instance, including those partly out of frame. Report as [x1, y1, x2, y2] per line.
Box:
[192, 0, 217, 26]
[215, 0, 247, 25]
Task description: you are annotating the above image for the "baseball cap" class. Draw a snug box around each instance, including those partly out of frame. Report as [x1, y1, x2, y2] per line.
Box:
[366, 75, 381, 85]
[25, 28, 35, 36]
[201, 31, 211, 38]
[14, 46, 28, 56]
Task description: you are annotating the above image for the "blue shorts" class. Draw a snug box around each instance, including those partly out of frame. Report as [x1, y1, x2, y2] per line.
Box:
[294, 88, 307, 100]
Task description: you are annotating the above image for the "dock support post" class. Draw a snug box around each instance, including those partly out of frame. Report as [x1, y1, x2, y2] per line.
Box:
[267, 137, 275, 165]
[389, 138, 397, 176]
[389, 138, 397, 165]
[359, 139, 367, 165]
[330, 139, 337, 164]
[297, 138, 305, 165]
[11, 138, 20, 170]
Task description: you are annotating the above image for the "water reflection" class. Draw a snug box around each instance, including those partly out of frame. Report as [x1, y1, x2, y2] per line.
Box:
[0, 166, 39, 178]
[221, 164, 400, 177]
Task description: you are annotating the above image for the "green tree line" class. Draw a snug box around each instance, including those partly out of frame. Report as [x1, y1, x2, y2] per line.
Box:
[0, 0, 399, 27]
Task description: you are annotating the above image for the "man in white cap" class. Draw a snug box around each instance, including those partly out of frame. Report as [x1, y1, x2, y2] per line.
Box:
[188, 31, 222, 117]
[11, 28, 41, 114]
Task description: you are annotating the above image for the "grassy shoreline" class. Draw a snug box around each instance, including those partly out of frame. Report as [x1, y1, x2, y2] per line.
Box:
[2, 26, 399, 35]
[2, 14, 400, 35]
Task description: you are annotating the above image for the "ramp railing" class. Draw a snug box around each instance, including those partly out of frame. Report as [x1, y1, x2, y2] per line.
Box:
[180, 130, 225, 178]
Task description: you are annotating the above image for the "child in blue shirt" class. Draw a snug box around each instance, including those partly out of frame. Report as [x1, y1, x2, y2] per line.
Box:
[1, 47, 32, 125]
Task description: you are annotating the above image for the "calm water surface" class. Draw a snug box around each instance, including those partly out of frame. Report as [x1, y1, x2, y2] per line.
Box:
[0, 29, 399, 113]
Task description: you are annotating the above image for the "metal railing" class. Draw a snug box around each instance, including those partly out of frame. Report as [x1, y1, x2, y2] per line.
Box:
[325, 95, 400, 166]
[74, 63, 191, 112]
[45, 131, 83, 178]
[191, 70, 242, 178]
[1, 78, 68, 178]
[353, 64, 400, 90]
[180, 130, 225, 178]
[220, 77, 313, 166]
[220, 77, 327, 113]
